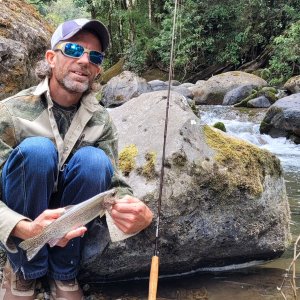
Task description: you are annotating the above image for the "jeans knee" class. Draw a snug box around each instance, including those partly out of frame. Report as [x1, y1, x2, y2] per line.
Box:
[18, 137, 58, 169]
[69, 147, 113, 181]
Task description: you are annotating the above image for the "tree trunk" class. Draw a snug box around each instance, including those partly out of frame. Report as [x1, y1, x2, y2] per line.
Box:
[148, 0, 152, 24]
[238, 47, 273, 72]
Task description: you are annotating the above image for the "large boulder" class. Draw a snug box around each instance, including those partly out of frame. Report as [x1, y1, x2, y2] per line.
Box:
[0, 0, 52, 100]
[101, 71, 152, 107]
[79, 91, 290, 281]
[283, 75, 300, 94]
[260, 93, 300, 144]
[190, 71, 267, 105]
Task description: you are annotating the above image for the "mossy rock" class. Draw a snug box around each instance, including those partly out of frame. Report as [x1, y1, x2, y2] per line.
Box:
[204, 125, 281, 196]
[213, 122, 226, 132]
[234, 90, 258, 107]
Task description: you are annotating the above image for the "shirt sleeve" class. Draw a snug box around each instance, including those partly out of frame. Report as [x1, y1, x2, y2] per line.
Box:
[0, 103, 30, 252]
[95, 112, 133, 198]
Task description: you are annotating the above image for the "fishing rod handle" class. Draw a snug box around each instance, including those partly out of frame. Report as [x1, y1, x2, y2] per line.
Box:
[148, 255, 159, 300]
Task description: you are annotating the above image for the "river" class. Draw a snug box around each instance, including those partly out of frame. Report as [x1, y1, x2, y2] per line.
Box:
[88, 105, 300, 300]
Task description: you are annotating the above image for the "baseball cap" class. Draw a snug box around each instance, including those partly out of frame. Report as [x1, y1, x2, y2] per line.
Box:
[51, 18, 110, 51]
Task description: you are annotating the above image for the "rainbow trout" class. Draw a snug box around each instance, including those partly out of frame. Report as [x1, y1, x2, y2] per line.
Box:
[19, 188, 117, 261]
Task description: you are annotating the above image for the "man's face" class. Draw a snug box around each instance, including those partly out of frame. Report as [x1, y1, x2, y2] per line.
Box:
[49, 31, 102, 95]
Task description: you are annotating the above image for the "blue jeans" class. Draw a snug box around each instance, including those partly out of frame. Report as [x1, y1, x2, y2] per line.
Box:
[2, 137, 113, 280]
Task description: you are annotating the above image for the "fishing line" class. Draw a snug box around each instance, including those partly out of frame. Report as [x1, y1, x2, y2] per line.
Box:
[148, 0, 180, 299]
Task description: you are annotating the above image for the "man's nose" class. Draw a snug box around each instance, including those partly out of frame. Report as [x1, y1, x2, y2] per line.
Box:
[77, 52, 90, 64]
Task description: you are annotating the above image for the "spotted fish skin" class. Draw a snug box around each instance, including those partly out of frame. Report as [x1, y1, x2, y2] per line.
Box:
[19, 188, 117, 261]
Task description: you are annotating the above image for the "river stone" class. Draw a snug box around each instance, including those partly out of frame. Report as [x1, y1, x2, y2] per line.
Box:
[0, 0, 52, 100]
[283, 75, 300, 94]
[247, 96, 271, 108]
[260, 93, 300, 144]
[191, 71, 267, 105]
[148, 79, 168, 91]
[79, 90, 290, 282]
[101, 71, 152, 107]
[223, 85, 255, 105]
[172, 85, 194, 99]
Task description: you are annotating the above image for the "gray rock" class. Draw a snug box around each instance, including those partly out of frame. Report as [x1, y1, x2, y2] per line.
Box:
[79, 90, 290, 282]
[167, 79, 181, 86]
[190, 71, 267, 105]
[101, 71, 152, 107]
[171, 85, 194, 99]
[223, 85, 255, 105]
[148, 80, 193, 99]
[180, 82, 195, 88]
[148, 79, 168, 91]
[283, 75, 300, 94]
[247, 96, 271, 108]
[260, 93, 300, 143]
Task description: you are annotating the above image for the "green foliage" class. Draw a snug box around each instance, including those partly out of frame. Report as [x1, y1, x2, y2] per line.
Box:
[265, 21, 300, 86]
[153, 0, 300, 81]
[27, 0, 300, 83]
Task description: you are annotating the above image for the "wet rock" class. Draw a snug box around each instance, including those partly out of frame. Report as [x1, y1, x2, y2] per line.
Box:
[223, 85, 255, 105]
[260, 93, 300, 144]
[79, 90, 290, 282]
[0, 0, 53, 100]
[191, 71, 267, 105]
[247, 96, 271, 108]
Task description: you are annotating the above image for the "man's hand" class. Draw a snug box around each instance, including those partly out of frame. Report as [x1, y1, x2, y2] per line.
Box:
[12, 208, 87, 247]
[110, 195, 153, 234]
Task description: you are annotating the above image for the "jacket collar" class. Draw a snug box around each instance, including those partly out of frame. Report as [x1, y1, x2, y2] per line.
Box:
[33, 77, 101, 112]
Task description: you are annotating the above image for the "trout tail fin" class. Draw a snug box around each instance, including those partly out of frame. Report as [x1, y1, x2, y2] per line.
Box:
[19, 239, 44, 261]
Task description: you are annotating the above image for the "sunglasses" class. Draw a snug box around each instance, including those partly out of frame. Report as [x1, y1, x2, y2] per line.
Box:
[55, 42, 104, 66]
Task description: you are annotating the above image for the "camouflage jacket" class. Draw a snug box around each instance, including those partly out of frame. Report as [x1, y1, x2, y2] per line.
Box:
[0, 78, 132, 252]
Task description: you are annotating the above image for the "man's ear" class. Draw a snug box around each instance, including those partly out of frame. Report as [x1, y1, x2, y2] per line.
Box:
[96, 65, 103, 77]
[45, 50, 56, 68]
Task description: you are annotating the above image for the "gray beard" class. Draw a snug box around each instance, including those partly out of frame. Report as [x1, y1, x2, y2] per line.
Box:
[62, 77, 90, 94]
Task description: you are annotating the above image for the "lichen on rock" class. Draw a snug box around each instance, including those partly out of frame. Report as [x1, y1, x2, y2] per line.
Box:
[137, 151, 157, 179]
[203, 125, 282, 196]
[118, 144, 138, 176]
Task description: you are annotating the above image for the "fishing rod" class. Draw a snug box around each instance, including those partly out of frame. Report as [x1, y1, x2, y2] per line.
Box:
[148, 0, 179, 299]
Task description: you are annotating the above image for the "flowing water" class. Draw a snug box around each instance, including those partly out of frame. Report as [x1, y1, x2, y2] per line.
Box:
[90, 106, 300, 300]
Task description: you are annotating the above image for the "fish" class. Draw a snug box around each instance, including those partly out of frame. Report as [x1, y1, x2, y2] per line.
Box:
[19, 188, 117, 261]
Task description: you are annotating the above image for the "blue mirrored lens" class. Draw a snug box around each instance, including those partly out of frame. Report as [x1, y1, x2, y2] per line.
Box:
[90, 51, 104, 65]
[63, 43, 104, 65]
[64, 43, 84, 58]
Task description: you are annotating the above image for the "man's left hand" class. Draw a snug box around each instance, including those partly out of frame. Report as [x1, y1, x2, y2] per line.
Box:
[110, 195, 153, 234]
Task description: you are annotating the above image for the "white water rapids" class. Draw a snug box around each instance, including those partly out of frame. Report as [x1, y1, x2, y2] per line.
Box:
[198, 105, 300, 174]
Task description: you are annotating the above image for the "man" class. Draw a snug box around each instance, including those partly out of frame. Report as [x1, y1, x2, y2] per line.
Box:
[0, 18, 153, 300]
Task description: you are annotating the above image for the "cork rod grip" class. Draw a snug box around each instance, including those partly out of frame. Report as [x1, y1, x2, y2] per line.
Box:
[148, 255, 159, 300]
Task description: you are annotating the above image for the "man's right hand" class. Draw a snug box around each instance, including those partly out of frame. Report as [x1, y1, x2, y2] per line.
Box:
[11, 208, 87, 247]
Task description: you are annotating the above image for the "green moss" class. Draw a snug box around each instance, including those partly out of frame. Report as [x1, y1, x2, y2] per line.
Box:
[119, 144, 138, 176]
[259, 121, 272, 134]
[203, 125, 282, 196]
[100, 58, 125, 84]
[213, 122, 226, 132]
[234, 91, 258, 107]
[189, 100, 199, 116]
[137, 151, 157, 179]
